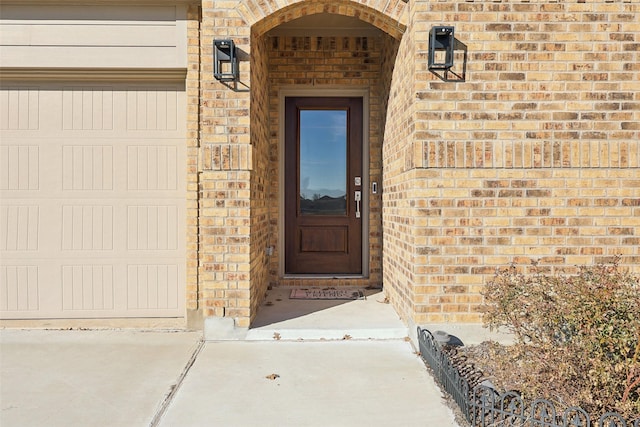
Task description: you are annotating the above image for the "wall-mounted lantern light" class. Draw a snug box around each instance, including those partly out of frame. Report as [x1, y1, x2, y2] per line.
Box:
[428, 26, 455, 70]
[214, 39, 238, 82]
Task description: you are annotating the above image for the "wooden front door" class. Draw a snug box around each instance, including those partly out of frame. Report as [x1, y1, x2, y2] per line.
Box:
[285, 97, 363, 274]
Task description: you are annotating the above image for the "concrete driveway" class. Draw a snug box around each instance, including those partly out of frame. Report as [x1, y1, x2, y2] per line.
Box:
[0, 329, 201, 427]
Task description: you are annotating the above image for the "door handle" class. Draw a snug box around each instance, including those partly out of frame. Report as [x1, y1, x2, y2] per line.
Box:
[354, 191, 361, 218]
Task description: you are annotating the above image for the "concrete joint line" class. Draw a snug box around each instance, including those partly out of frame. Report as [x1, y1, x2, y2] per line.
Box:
[149, 339, 205, 427]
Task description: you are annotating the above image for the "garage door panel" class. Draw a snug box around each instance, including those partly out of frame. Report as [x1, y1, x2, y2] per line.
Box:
[2, 83, 184, 136]
[62, 87, 114, 132]
[62, 264, 114, 311]
[127, 205, 179, 251]
[127, 264, 180, 310]
[0, 265, 39, 312]
[0, 87, 40, 131]
[61, 85, 180, 133]
[0, 205, 39, 251]
[0, 83, 186, 320]
[0, 145, 39, 191]
[127, 145, 179, 191]
[60, 85, 184, 135]
[0, 139, 180, 195]
[62, 145, 114, 191]
[61, 205, 114, 251]
[126, 89, 179, 131]
[1, 262, 59, 317]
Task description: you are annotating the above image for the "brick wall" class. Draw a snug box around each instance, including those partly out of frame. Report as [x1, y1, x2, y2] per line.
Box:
[198, 1, 254, 327]
[382, 0, 640, 325]
[381, 1, 419, 327]
[186, 4, 201, 321]
[249, 32, 271, 323]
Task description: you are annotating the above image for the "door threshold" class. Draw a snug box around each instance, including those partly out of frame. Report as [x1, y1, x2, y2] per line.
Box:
[282, 274, 368, 280]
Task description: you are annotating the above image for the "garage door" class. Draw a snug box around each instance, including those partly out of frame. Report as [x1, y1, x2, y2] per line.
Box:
[0, 82, 186, 319]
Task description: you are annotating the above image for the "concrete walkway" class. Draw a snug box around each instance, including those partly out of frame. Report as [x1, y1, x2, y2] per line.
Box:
[0, 329, 459, 427]
[158, 340, 457, 427]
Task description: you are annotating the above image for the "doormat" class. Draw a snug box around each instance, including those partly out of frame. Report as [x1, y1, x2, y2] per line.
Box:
[289, 288, 365, 300]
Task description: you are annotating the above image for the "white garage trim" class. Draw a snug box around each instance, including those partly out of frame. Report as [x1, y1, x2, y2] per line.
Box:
[0, 1, 197, 4]
[0, 3, 189, 69]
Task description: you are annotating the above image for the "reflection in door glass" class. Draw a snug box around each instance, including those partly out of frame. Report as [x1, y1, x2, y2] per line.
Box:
[299, 109, 347, 216]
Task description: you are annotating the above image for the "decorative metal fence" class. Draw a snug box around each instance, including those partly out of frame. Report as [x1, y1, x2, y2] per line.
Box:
[417, 327, 640, 427]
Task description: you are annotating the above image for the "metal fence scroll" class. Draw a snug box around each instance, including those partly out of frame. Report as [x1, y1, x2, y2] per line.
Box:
[417, 327, 640, 427]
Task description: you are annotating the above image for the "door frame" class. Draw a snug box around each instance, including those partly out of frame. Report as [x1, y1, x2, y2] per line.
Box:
[278, 87, 370, 278]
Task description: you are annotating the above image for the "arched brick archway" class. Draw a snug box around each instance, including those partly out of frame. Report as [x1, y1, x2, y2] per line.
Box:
[245, 0, 407, 39]
[197, 0, 410, 331]
[246, 0, 408, 318]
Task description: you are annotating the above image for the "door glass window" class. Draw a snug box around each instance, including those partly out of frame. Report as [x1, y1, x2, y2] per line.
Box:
[299, 109, 347, 216]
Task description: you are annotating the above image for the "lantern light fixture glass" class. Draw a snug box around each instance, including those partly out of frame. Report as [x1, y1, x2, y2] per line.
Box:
[428, 26, 455, 70]
[214, 39, 238, 82]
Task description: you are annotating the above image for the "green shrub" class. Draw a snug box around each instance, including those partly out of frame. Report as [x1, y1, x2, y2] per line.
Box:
[482, 258, 640, 418]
